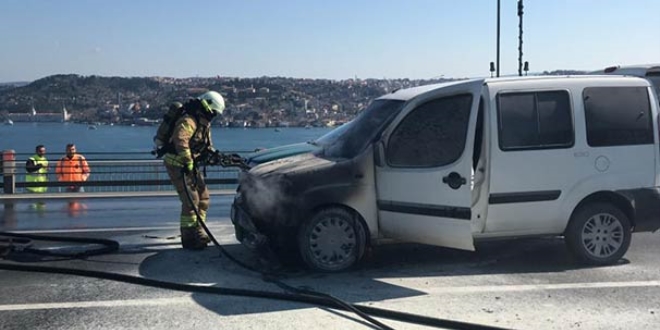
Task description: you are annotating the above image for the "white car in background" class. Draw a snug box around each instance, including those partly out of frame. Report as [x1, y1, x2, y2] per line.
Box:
[591, 64, 660, 96]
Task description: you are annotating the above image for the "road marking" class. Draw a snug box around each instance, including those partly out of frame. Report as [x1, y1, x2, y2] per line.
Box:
[1, 280, 659, 312]
[0, 297, 195, 311]
[423, 280, 660, 294]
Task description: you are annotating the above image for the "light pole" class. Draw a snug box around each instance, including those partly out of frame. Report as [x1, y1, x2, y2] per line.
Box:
[517, 0, 524, 76]
[496, 0, 501, 77]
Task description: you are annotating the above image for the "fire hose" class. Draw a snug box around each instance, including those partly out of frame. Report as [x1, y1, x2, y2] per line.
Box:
[0, 151, 509, 330]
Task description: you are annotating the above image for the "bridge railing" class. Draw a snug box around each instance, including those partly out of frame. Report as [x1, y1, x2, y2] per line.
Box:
[1, 150, 245, 197]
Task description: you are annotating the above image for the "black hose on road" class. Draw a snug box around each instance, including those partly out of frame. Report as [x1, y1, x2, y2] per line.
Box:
[0, 231, 119, 258]
[0, 166, 512, 330]
[0, 227, 510, 330]
[181, 172, 395, 330]
[181, 170, 511, 330]
[0, 263, 509, 330]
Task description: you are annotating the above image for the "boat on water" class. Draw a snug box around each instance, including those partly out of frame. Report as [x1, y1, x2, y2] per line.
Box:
[4, 119, 13, 126]
[88, 125, 97, 130]
[134, 117, 159, 126]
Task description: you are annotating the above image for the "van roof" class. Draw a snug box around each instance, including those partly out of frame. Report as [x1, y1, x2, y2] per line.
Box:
[379, 75, 653, 101]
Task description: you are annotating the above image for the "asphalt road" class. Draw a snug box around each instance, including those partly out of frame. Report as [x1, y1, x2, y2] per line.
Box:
[1, 197, 659, 330]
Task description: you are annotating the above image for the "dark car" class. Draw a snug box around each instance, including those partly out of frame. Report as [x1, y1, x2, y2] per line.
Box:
[243, 122, 352, 168]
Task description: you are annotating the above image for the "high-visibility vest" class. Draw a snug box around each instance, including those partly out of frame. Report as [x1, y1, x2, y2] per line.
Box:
[56, 155, 90, 183]
[26, 154, 48, 193]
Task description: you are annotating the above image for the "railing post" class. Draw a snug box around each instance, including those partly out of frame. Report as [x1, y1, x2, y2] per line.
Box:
[2, 149, 16, 194]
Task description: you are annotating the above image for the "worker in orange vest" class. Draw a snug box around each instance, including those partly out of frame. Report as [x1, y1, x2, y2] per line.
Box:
[55, 143, 90, 192]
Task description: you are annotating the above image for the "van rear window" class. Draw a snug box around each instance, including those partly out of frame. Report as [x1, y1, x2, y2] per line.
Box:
[583, 87, 653, 147]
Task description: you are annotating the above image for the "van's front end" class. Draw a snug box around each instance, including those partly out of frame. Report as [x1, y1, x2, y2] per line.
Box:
[231, 153, 363, 259]
[230, 99, 405, 270]
[244, 143, 319, 168]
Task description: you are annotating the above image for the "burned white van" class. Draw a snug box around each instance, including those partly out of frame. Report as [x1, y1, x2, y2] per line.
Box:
[231, 76, 660, 272]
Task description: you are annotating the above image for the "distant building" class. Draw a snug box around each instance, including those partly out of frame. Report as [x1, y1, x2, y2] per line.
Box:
[8, 106, 71, 122]
[258, 87, 270, 96]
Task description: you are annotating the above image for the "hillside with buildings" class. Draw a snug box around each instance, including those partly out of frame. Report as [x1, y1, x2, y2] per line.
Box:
[0, 72, 586, 127]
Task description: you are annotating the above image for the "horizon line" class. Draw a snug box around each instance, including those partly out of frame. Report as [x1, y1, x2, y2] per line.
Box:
[0, 69, 593, 85]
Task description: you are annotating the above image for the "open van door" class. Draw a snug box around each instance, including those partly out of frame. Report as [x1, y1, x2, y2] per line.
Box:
[375, 80, 483, 250]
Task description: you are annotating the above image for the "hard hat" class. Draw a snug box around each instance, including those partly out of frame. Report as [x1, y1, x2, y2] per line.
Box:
[197, 91, 225, 116]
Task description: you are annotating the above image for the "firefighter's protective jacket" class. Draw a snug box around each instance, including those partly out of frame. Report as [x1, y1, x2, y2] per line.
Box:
[164, 114, 213, 168]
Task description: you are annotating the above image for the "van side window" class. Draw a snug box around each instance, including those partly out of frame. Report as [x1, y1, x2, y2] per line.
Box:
[583, 87, 653, 147]
[498, 90, 573, 151]
[386, 94, 473, 168]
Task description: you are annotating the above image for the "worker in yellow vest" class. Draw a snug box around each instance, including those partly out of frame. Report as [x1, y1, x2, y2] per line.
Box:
[25, 145, 49, 193]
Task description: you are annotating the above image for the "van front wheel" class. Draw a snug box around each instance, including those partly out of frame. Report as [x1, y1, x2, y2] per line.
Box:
[297, 207, 367, 272]
[565, 203, 632, 265]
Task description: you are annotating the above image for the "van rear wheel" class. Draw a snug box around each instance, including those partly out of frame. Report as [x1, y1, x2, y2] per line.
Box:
[297, 207, 367, 272]
[565, 203, 631, 265]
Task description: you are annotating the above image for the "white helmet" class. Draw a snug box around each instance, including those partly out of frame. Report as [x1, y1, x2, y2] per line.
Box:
[197, 91, 225, 116]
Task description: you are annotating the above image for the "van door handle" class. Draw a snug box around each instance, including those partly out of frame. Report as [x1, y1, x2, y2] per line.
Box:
[442, 172, 467, 190]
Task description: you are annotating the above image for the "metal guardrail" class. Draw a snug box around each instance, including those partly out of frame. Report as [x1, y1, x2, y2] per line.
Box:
[1, 150, 241, 196]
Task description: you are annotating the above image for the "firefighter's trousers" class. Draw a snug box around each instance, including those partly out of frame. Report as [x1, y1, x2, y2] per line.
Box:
[165, 163, 210, 228]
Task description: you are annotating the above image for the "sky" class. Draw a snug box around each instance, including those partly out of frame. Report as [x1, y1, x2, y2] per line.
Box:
[0, 0, 659, 82]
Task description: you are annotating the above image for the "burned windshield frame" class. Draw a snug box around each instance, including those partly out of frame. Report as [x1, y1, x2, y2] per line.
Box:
[313, 121, 352, 145]
[318, 99, 405, 159]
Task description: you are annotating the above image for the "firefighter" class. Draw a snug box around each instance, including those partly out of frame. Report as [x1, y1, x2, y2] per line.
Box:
[25, 144, 49, 193]
[163, 91, 225, 250]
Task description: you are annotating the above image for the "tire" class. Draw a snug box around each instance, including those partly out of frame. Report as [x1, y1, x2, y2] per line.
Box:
[297, 207, 367, 272]
[565, 203, 632, 265]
